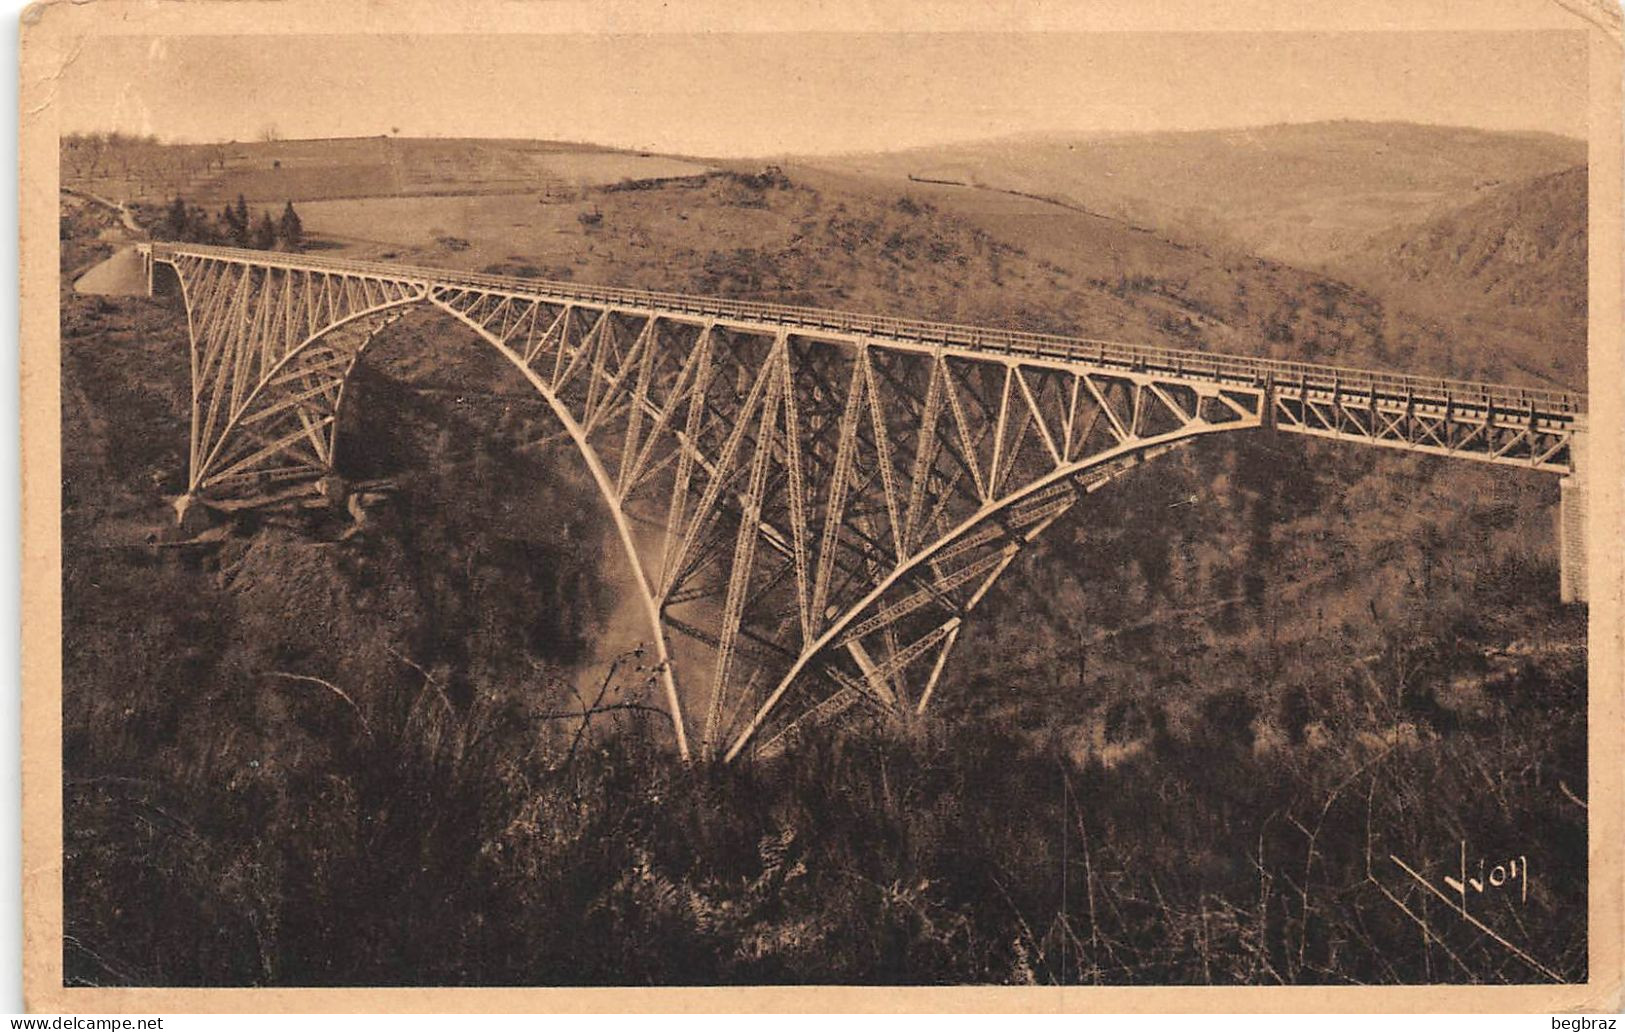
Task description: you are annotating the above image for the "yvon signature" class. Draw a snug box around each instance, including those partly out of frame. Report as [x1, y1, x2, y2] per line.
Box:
[1391, 841, 1530, 915]
[1384, 842, 1558, 982]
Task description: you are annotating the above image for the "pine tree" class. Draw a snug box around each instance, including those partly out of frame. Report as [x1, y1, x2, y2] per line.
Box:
[220, 202, 241, 242]
[252, 210, 277, 250]
[217, 194, 253, 247]
[163, 196, 188, 240]
[189, 205, 216, 244]
[277, 201, 303, 251]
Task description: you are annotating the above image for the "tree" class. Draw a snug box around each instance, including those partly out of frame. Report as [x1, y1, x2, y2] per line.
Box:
[189, 204, 218, 244]
[252, 210, 277, 250]
[277, 201, 303, 250]
[163, 196, 189, 240]
[220, 203, 243, 243]
[219, 195, 255, 245]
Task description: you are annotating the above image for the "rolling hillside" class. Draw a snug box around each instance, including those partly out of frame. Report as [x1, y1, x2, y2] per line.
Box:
[812, 121, 1585, 270]
[62, 134, 716, 207]
[225, 159, 1555, 390]
[1333, 166, 1587, 387]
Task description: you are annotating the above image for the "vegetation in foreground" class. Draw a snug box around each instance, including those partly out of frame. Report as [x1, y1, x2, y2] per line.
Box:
[65, 655, 1585, 986]
[58, 155, 1588, 986]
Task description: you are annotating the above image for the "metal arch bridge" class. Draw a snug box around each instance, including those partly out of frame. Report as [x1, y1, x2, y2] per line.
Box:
[134, 242, 1590, 763]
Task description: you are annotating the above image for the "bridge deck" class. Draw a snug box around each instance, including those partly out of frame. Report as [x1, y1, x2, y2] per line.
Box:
[142, 242, 1586, 425]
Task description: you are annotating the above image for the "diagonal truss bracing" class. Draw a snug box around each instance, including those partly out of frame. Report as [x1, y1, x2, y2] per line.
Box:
[141, 243, 1588, 762]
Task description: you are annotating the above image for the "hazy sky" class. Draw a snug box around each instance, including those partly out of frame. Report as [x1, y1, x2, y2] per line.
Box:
[57, 31, 1587, 155]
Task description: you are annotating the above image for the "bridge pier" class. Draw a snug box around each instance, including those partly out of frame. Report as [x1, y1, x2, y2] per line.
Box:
[171, 493, 213, 536]
[317, 473, 350, 513]
[1559, 431, 1588, 604]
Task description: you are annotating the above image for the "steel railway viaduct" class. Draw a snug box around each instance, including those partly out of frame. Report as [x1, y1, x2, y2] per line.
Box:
[135, 242, 1589, 762]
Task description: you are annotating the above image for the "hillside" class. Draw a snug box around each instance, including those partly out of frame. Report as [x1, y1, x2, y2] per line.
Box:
[1333, 166, 1587, 387]
[209, 161, 1558, 390]
[62, 134, 716, 207]
[812, 121, 1585, 270]
[61, 144, 1587, 985]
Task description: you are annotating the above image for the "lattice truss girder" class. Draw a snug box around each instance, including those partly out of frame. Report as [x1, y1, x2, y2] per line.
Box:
[1273, 388, 1574, 472]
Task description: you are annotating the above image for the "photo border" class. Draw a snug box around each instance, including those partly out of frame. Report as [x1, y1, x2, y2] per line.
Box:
[18, 0, 1623, 1012]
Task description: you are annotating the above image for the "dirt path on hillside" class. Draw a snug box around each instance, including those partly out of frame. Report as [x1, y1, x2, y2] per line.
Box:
[65, 188, 149, 295]
[63, 187, 142, 234]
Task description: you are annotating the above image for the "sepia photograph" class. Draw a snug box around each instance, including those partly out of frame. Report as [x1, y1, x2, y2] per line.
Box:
[18, 0, 1624, 1011]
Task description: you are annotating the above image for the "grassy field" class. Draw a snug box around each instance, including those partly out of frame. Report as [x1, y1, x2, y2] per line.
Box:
[59, 133, 1589, 986]
[64, 134, 714, 207]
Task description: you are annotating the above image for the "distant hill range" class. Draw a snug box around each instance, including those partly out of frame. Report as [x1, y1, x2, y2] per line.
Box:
[812, 121, 1585, 271]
